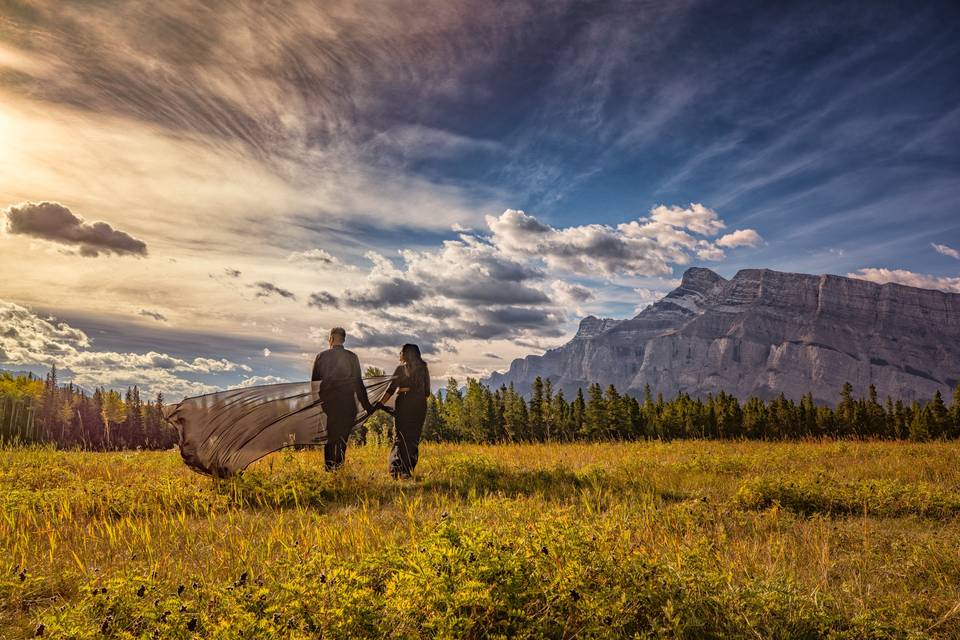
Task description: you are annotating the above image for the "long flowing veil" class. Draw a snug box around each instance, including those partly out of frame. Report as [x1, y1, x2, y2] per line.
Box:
[165, 376, 395, 476]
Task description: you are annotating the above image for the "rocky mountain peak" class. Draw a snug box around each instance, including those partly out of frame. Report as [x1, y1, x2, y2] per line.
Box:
[680, 267, 727, 292]
[575, 315, 621, 339]
[487, 267, 960, 404]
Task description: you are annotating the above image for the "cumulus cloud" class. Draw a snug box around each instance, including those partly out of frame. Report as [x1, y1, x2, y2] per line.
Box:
[847, 268, 960, 293]
[231, 375, 289, 388]
[0, 299, 251, 398]
[138, 309, 168, 323]
[262, 348, 272, 357]
[350, 322, 439, 355]
[486, 204, 751, 277]
[252, 281, 297, 300]
[551, 280, 595, 304]
[310, 205, 763, 353]
[648, 203, 726, 235]
[346, 276, 425, 308]
[932, 243, 960, 260]
[4, 201, 147, 257]
[308, 291, 340, 309]
[716, 228, 764, 248]
[482, 352, 502, 359]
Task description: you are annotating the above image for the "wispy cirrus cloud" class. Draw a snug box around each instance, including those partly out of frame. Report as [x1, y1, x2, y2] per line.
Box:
[932, 243, 960, 260]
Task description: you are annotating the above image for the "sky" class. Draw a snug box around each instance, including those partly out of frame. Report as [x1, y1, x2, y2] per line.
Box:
[1, 0, 959, 399]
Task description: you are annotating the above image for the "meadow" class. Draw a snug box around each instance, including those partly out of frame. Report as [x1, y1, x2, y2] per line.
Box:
[2, 441, 960, 639]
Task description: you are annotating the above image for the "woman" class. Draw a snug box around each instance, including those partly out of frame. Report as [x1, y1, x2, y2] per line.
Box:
[381, 344, 430, 480]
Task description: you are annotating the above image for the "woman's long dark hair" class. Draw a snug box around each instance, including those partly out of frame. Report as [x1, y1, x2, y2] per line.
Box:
[401, 344, 430, 395]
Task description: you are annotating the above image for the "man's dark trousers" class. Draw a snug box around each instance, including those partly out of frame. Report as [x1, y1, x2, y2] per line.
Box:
[323, 397, 355, 471]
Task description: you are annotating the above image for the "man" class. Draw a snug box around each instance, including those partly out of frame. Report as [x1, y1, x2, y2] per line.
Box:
[311, 327, 374, 471]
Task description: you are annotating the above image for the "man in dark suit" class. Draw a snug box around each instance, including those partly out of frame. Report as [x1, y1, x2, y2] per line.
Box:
[311, 327, 374, 470]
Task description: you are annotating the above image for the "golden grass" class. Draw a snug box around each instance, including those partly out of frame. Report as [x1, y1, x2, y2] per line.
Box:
[2, 441, 959, 638]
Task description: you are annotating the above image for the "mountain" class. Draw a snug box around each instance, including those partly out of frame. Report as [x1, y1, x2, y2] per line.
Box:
[487, 267, 960, 405]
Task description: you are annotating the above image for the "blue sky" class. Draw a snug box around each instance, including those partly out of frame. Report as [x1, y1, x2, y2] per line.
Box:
[1, 0, 959, 397]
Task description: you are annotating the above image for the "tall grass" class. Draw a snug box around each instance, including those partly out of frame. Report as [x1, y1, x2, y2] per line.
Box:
[1, 441, 959, 638]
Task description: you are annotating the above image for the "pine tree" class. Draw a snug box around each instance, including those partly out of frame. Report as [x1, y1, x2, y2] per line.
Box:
[837, 382, 855, 437]
[928, 390, 949, 438]
[584, 383, 605, 440]
[908, 403, 931, 442]
[950, 384, 960, 439]
[529, 377, 545, 441]
[571, 388, 586, 438]
[443, 378, 463, 440]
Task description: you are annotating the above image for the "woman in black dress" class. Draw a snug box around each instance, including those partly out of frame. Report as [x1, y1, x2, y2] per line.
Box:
[381, 344, 430, 479]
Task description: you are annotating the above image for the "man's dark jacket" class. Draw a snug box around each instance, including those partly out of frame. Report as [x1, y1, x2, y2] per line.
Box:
[311, 345, 373, 413]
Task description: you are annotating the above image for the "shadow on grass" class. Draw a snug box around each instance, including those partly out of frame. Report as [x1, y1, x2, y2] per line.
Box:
[736, 475, 960, 519]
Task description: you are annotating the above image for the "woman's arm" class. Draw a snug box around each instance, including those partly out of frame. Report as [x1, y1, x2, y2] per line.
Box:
[382, 365, 404, 403]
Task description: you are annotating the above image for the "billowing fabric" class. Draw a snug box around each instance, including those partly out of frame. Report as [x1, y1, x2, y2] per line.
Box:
[166, 376, 395, 476]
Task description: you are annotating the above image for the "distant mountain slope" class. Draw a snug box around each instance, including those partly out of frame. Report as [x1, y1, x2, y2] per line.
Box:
[486, 267, 960, 404]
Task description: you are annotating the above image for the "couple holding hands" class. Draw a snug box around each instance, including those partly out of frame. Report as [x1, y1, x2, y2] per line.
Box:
[311, 327, 429, 479]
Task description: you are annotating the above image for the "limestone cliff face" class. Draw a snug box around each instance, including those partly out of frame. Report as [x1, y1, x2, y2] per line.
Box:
[486, 267, 960, 404]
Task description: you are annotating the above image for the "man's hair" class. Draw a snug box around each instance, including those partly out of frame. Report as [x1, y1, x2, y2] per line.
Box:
[329, 327, 346, 343]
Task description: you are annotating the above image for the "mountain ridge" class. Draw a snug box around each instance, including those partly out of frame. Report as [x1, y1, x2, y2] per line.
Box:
[486, 267, 960, 404]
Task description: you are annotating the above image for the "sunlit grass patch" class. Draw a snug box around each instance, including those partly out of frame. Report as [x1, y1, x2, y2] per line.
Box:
[2, 441, 960, 638]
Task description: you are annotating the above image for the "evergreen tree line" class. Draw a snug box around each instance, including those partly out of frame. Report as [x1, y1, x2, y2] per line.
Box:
[371, 377, 960, 445]
[3, 367, 960, 450]
[0, 367, 176, 449]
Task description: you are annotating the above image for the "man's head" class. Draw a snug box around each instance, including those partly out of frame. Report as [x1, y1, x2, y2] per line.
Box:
[328, 326, 346, 347]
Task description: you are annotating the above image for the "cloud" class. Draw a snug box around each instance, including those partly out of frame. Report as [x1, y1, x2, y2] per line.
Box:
[138, 309, 168, 323]
[716, 229, 764, 248]
[648, 203, 726, 235]
[349, 322, 439, 355]
[345, 276, 425, 309]
[551, 280, 595, 304]
[310, 205, 765, 353]
[262, 348, 272, 357]
[847, 268, 960, 293]
[224, 268, 242, 278]
[252, 281, 297, 300]
[288, 248, 353, 270]
[307, 291, 340, 309]
[486, 204, 751, 277]
[932, 243, 960, 260]
[0, 299, 251, 398]
[4, 201, 147, 257]
[231, 375, 289, 388]
[482, 352, 502, 359]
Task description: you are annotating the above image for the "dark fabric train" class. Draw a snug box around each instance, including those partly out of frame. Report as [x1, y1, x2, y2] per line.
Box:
[165, 376, 395, 476]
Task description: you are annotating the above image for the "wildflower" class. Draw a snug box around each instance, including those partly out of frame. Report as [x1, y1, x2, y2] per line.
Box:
[570, 589, 581, 601]
[34, 623, 44, 637]
[187, 618, 198, 632]
[136, 585, 146, 597]
[178, 584, 185, 595]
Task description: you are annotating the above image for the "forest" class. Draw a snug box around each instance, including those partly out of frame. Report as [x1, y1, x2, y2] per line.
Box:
[3, 365, 960, 449]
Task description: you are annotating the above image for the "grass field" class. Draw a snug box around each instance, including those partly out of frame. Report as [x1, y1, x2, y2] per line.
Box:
[2, 441, 960, 639]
